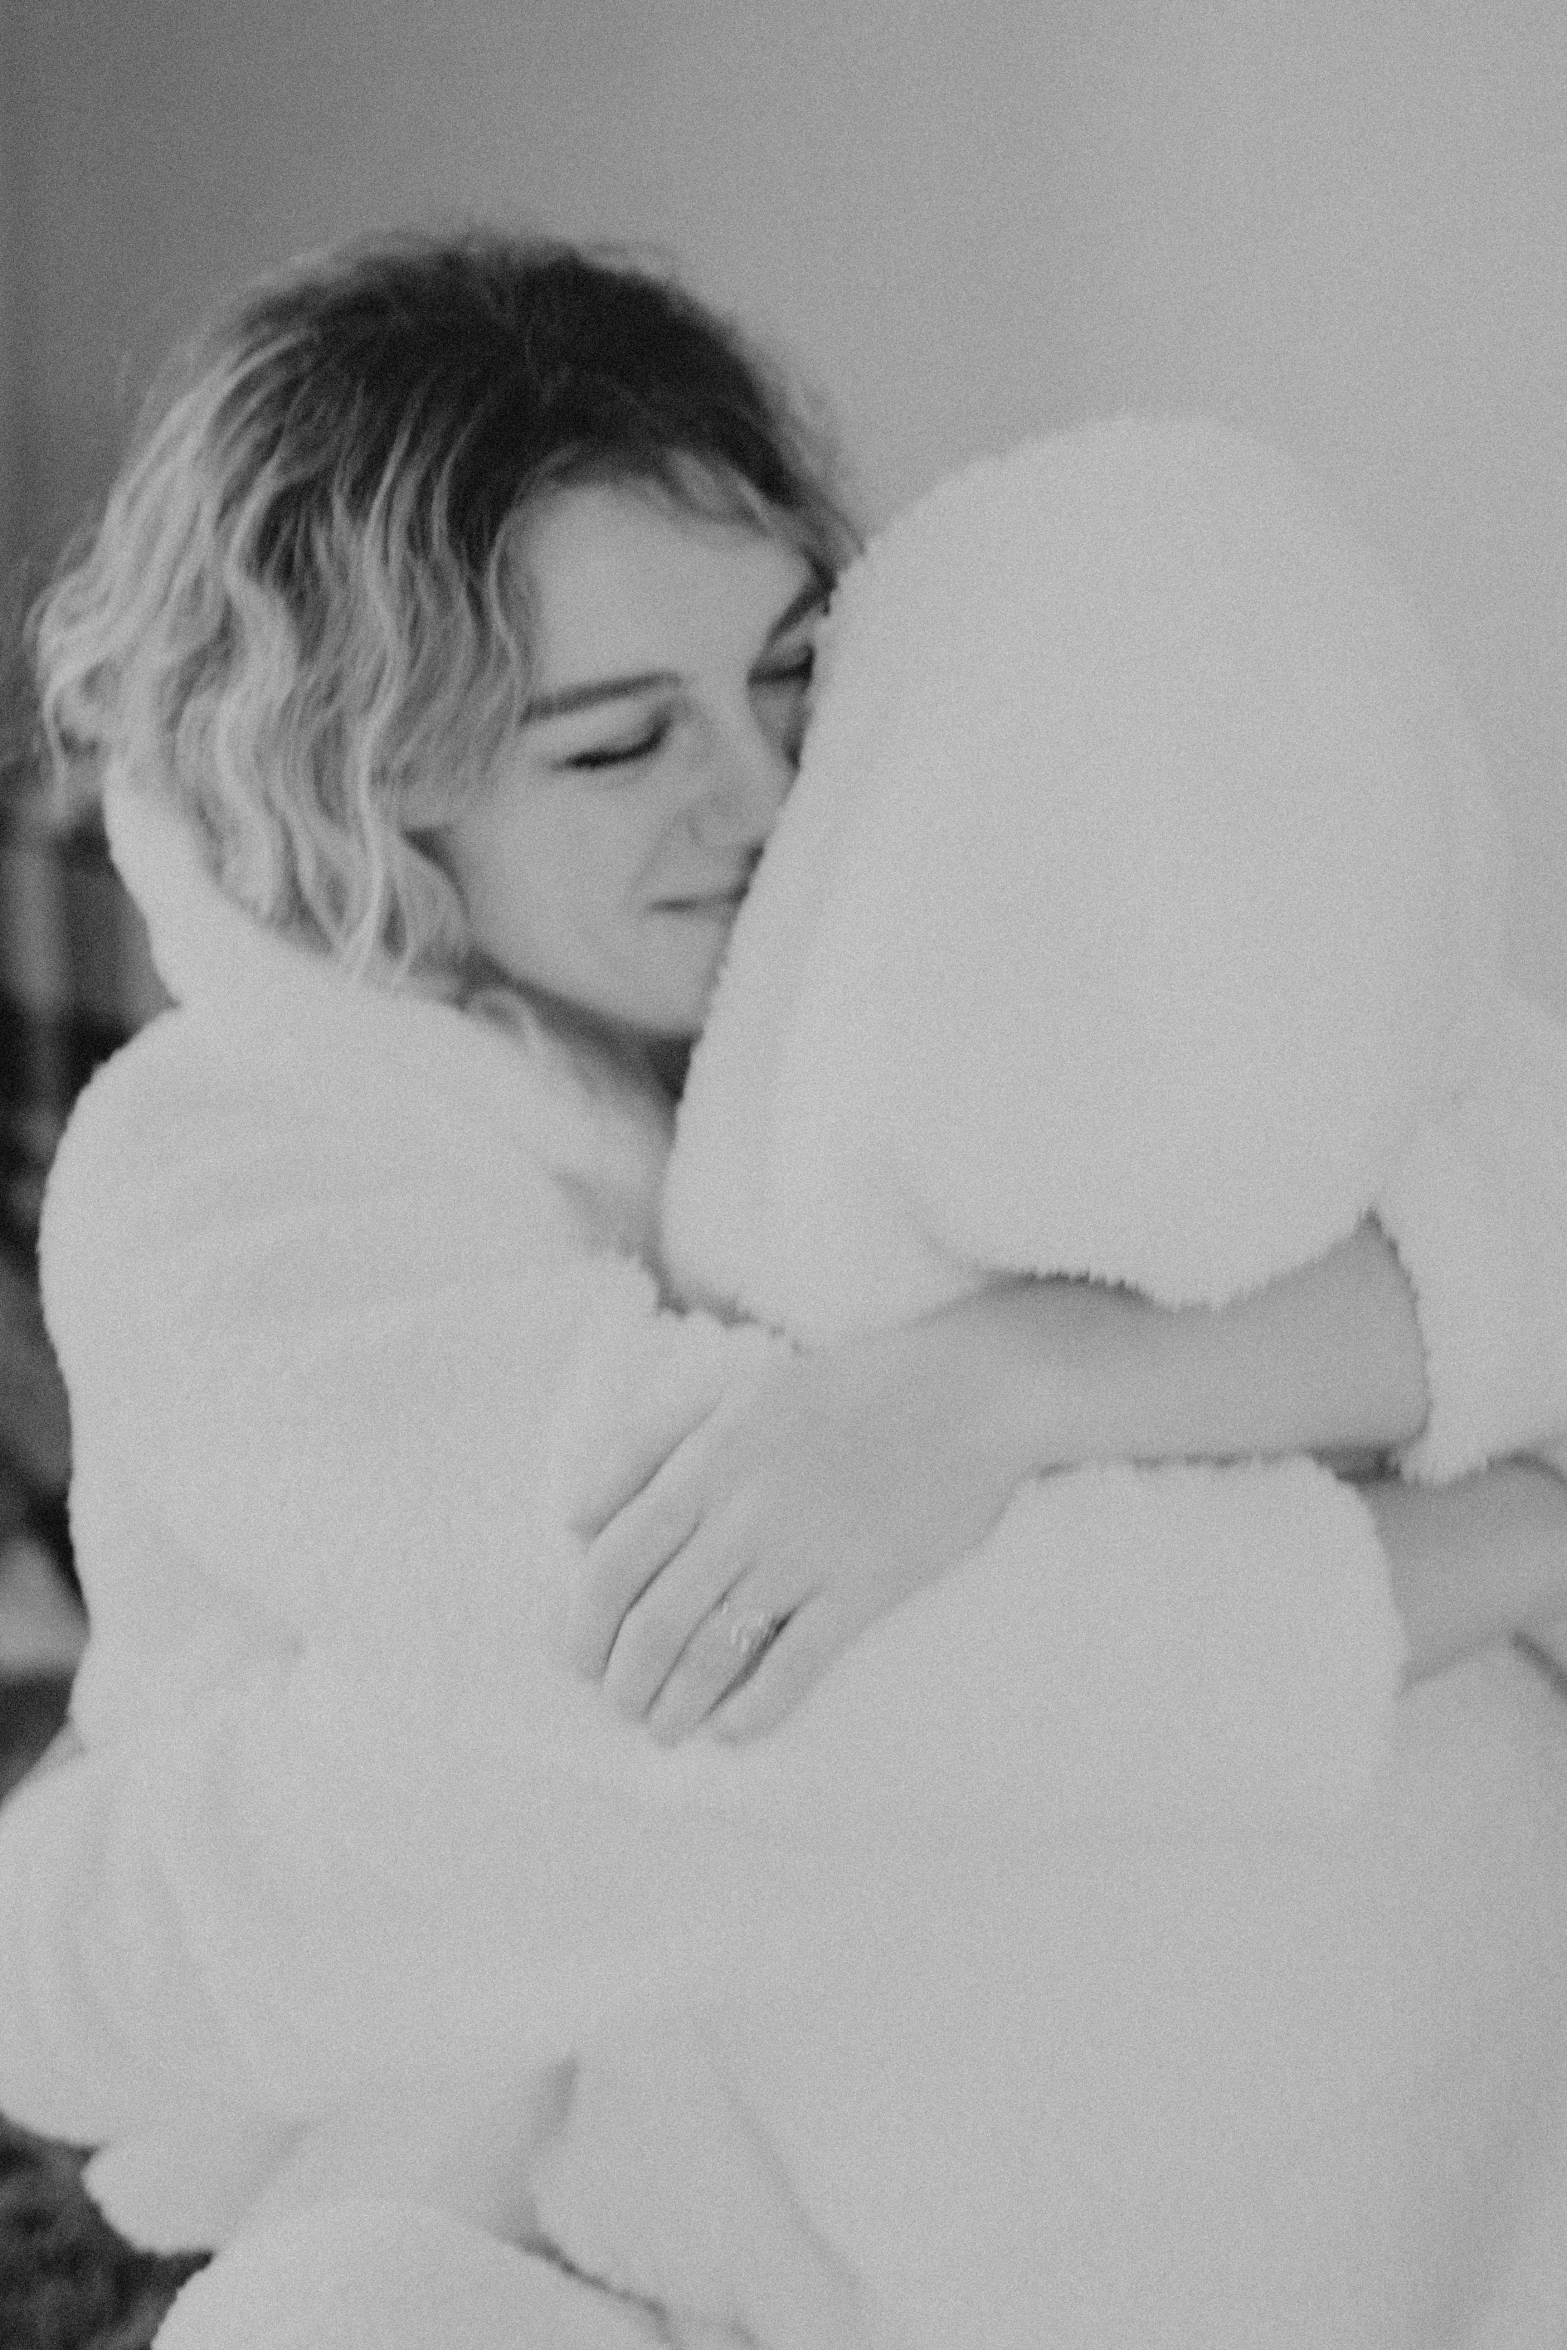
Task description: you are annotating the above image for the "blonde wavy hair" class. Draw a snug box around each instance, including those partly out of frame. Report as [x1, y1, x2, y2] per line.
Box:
[29, 227, 859, 993]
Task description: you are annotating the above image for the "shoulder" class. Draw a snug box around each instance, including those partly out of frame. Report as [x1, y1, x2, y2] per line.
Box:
[38, 990, 658, 1351]
[42, 997, 477, 1220]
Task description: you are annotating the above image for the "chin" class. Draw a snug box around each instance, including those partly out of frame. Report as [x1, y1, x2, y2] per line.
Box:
[614, 987, 706, 1050]
[600, 917, 731, 1045]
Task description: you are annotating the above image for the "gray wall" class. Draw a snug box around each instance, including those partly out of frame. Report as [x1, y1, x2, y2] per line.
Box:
[5, 0, 1565, 1005]
[1, 0, 23, 684]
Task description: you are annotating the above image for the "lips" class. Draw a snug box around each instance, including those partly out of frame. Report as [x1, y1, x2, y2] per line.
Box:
[654, 847, 762, 913]
[656, 879, 753, 910]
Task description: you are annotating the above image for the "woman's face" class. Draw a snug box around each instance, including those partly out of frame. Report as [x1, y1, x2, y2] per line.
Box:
[436, 483, 826, 1046]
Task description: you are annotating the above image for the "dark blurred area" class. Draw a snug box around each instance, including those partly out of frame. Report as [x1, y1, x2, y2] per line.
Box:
[0, 755, 164, 1583]
[0, 735, 167, 1784]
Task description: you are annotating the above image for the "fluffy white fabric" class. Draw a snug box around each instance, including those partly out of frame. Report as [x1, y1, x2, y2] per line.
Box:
[1380, 992, 1567, 1483]
[615, 421, 1558, 1836]
[0, 418, 1562, 2349]
[661, 423, 1567, 1475]
[664, 417, 1505, 1329]
[154, 2199, 669, 2350]
[542, 418, 1567, 2345]
[544, 1305, 1405, 1825]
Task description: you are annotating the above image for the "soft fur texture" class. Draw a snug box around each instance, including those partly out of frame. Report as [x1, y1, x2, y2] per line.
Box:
[0, 418, 1565, 2348]
[545, 419, 1567, 2346]
[665, 419, 1505, 1328]
[664, 424, 1567, 1486]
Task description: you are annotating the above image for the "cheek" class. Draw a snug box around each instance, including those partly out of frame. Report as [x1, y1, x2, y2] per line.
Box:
[440, 796, 559, 970]
[493, 787, 607, 912]
[454, 772, 689, 973]
[463, 828, 540, 943]
[616, 782, 703, 889]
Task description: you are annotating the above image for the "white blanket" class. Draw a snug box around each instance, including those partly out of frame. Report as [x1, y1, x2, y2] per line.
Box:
[531, 421, 1567, 2346]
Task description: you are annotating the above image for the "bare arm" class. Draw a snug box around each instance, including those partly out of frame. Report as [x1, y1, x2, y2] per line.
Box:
[1360, 1458, 1567, 1686]
[915, 1216, 1429, 1480]
[566, 1218, 1436, 1742]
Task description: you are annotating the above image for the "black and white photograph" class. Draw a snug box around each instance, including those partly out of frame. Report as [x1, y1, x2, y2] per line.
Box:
[1, 4, 1565, 2344]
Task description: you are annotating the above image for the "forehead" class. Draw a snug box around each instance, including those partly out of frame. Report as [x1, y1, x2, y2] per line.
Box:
[519, 485, 817, 683]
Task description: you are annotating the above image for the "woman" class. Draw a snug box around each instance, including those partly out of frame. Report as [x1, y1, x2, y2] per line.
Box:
[4, 227, 1566, 2347]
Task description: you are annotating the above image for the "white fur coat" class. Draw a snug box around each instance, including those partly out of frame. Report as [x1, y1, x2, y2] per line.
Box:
[1, 421, 1566, 2349]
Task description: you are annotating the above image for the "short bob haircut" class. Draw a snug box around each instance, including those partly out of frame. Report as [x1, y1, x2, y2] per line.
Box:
[29, 226, 861, 992]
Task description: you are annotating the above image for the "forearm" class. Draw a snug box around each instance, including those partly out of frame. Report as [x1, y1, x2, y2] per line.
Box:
[920, 1217, 1429, 1479]
[1361, 1457, 1567, 1686]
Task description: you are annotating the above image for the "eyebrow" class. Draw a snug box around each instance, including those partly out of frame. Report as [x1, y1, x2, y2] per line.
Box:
[522, 575, 830, 725]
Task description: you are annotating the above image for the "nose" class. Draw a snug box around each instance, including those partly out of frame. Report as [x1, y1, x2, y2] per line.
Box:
[688, 706, 794, 852]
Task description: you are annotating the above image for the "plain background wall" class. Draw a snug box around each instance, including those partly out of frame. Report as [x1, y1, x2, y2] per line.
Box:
[0, 0, 21, 674]
[2, 0, 1563, 1007]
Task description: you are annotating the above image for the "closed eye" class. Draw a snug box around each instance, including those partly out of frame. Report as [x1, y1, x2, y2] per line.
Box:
[751, 648, 815, 690]
[558, 648, 814, 773]
[562, 723, 670, 772]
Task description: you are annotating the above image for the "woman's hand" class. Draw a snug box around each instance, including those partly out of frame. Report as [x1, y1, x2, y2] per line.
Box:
[559, 1317, 1031, 1745]
[561, 1221, 1437, 1747]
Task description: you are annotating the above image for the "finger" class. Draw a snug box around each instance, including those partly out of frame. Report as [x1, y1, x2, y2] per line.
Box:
[568, 1374, 722, 1542]
[704, 1607, 841, 1745]
[601, 1519, 758, 1723]
[563, 1451, 707, 1679]
[641, 1586, 794, 1748]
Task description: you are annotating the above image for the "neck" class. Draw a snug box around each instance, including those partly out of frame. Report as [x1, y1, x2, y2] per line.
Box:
[463, 955, 694, 1102]
[641, 1032, 695, 1101]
